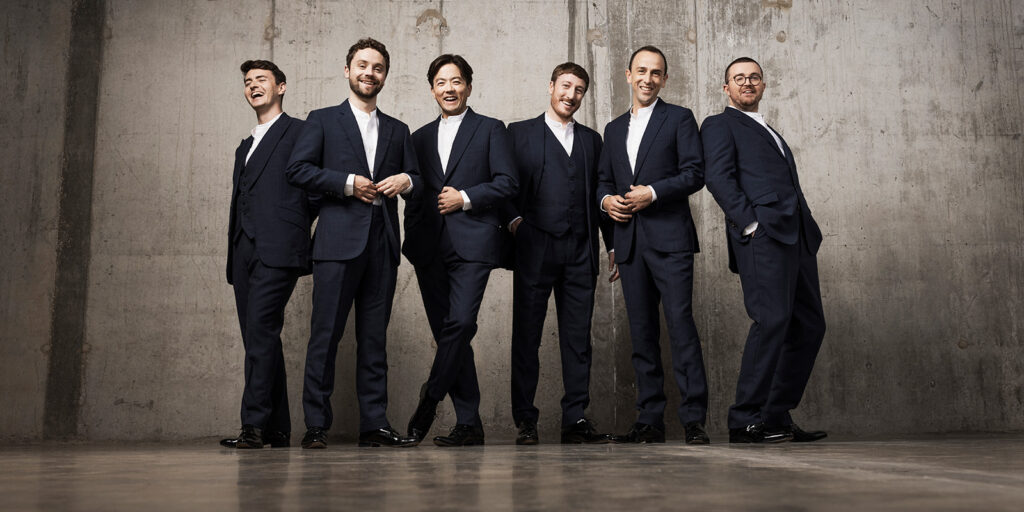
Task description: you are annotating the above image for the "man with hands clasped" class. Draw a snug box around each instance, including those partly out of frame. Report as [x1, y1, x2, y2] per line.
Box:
[597, 45, 710, 445]
[286, 38, 421, 449]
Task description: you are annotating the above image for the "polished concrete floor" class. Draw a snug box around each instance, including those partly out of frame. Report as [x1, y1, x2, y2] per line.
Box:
[1, 435, 1022, 511]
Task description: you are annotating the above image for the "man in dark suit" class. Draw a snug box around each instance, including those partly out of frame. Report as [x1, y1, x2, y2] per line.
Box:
[597, 46, 710, 445]
[503, 62, 614, 445]
[403, 54, 517, 447]
[220, 60, 312, 449]
[286, 38, 421, 449]
[701, 57, 827, 444]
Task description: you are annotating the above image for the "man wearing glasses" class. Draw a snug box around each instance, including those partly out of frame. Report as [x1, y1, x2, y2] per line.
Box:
[701, 57, 828, 444]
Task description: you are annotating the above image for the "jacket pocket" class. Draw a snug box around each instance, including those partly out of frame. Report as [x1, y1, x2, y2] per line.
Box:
[751, 191, 779, 206]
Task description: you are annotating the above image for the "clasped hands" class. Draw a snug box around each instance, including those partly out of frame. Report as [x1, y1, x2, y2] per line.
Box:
[352, 174, 410, 203]
[602, 184, 653, 223]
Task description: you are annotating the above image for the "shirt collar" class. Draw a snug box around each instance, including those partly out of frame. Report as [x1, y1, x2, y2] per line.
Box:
[630, 98, 659, 120]
[440, 109, 468, 126]
[251, 112, 283, 137]
[728, 105, 765, 123]
[544, 112, 574, 131]
[348, 101, 377, 122]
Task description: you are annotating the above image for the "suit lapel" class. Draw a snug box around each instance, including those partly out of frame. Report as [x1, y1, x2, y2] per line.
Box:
[242, 114, 291, 188]
[373, 111, 393, 178]
[443, 108, 481, 182]
[233, 138, 251, 189]
[337, 100, 371, 177]
[727, 107, 785, 160]
[632, 100, 667, 183]
[425, 118, 444, 181]
[530, 115, 547, 195]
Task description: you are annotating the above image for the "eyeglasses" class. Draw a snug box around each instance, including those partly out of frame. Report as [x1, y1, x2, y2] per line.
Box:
[731, 74, 762, 86]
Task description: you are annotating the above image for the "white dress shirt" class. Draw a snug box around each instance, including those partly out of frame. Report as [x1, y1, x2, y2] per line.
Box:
[345, 103, 382, 204]
[545, 113, 574, 156]
[728, 106, 786, 236]
[437, 110, 472, 210]
[599, 99, 661, 214]
[245, 112, 283, 164]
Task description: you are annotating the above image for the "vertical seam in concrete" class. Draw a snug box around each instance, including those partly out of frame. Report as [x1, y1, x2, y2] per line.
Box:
[439, 0, 446, 54]
[268, 0, 276, 60]
[567, 0, 577, 62]
[43, 0, 105, 439]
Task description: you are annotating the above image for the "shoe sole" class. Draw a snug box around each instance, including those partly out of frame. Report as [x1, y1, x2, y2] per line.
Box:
[358, 441, 419, 448]
[301, 442, 327, 449]
[516, 438, 539, 446]
[433, 439, 485, 447]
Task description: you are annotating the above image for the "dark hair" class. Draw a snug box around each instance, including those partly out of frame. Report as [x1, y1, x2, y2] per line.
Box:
[427, 54, 473, 85]
[240, 60, 286, 85]
[724, 57, 762, 84]
[627, 45, 668, 75]
[550, 62, 590, 92]
[346, 37, 390, 74]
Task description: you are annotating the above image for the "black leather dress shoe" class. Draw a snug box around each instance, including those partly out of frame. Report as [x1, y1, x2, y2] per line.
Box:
[561, 418, 612, 444]
[220, 429, 290, 448]
[231, 425, 263, 449]
[790, 423, 827, 442]
[516, 422, 539, 445]
[359, 427, 419, 447]
[611, 422, 665, 443]
[684, 422, 710, 445]
[729, 423, 792, 443]
[433, 424, 485, 447]
[301, 427, 328, 449]
[407, 384, 439, 444]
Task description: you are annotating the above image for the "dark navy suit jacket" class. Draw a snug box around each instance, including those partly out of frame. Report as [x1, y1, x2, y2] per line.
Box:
[227, 113, 312, 284]
[596, 99, 705, 263]
[502, 114, 613, 275]
[286, 100, 422, 264]
[701, 107, 823, 272]
[403, 108, 517, 267]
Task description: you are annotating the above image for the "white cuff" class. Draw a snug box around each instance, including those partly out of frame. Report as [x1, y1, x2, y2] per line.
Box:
[599, 194, 612, 212]
[402, 173, 413, 193]
[742, 221, 759, 236]
[649, 185, 657, 202]
[461, 190, 472, 210]
[508, 216, 523, 231]
[344, 174, 355, 196]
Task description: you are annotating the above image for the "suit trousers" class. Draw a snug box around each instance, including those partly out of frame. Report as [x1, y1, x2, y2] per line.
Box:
[231, 233, 298, 433]
[303, 206, 396, 432]
[617, 221, 709, 428]
[510, 223, 596, 427]
[413, 224, 491, 427]
[727, 226, 826, 429]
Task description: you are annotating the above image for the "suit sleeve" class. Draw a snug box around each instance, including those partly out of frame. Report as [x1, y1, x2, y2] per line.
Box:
[499, 124, 526, 225]
[701, 116, 756, 230]
[285, 110, 350, 197]
[596, 125, 617, 210]
[461, 119, 518, 211]
[593, 135, 614, 252]
[399, 125, 422, 201]
[646, 109, 705, 202]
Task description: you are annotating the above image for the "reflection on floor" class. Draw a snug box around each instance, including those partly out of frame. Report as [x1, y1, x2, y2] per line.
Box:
[2, 435, 1022, 511]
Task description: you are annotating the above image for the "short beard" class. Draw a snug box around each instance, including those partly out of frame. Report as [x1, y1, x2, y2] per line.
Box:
[349, 77, 381, 100]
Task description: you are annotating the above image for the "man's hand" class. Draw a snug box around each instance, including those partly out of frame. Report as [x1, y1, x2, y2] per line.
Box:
[602, 195, 633, 223]
[438, 186, 465, 214]
[510, 217, 523, 235]
[623, 184, 653, 212]
[607, 250, 619, 283]
[376, 173, 410, 198]
[353, 175, 379, 203]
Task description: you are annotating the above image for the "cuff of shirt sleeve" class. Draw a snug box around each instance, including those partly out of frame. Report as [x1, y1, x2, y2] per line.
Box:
[344, 174, 355, 196]
[649, 186, 657, 202]
[403, 173, 413, 193]
[742, 221, 758, 236]
[599, 194, 611, 212]
[461, 190, 471, 210]
[508, 216, 522, 231]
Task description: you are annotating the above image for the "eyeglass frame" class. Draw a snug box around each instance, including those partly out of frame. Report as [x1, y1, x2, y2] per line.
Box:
[730, 74, 763, 86]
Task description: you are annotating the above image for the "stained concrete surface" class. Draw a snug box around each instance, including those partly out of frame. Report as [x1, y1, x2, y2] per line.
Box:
[2, 0, 1022, 442]
[1, 435, 1023, 511]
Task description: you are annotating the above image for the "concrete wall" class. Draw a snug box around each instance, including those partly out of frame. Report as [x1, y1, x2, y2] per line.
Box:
[2, 0, 1022, 441]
